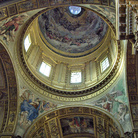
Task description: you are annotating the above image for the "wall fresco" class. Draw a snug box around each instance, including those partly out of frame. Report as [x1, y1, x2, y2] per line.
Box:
[0, 13, 28, 44]
[15, 87, 58, 137]
[90, 72, 132, 133]
[90, 5, 116, 26]
[60, 116, 94, 135]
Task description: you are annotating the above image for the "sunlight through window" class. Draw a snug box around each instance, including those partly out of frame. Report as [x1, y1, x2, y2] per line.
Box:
[69, 6, 81, 15]
[101, 57, 109, 72]
[71, 71, 81, 83]
[39, 62, 51, 77]
[24, 35, 31, 52]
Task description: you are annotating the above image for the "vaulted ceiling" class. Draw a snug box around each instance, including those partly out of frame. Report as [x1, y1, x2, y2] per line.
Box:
[0, 0, 138, 138]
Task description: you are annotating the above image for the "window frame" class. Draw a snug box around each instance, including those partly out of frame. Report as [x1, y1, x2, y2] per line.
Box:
[24, 34, 31, 52]
[100, 57, 110, 73]
[70, 70, 82, 84]
[39, 61, 51, 77]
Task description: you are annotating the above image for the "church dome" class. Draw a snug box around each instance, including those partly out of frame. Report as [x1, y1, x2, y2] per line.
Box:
[38, 6, 108, 57]
[17, 6, 119, 98]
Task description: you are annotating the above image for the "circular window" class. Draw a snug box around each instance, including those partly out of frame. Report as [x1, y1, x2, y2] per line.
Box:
[69, 6, 81, 15]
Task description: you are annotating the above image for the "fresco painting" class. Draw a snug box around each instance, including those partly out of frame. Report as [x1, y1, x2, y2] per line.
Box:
[0, 13, 28, 44]
[60, 116, 94, 136]
[38, 7, 108, 54]
[90, 5, 116, 27]
[91, 75, 132, 133]
[15, 87, 57, 137]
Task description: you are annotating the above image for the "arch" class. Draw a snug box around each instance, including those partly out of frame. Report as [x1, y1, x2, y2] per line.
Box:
[0, 43, 18, 136]
[24, 106, 124, 138]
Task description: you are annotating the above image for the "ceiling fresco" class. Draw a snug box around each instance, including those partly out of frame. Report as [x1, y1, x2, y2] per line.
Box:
[88, 70, 132, 133]
[60, 116, 94, 136]
[0, 13, 28, 44]
[15, 86, 60, 137]
[38, 7, 108, 55]
[0, 0, 137, 137]
[89, 5, 116, 27]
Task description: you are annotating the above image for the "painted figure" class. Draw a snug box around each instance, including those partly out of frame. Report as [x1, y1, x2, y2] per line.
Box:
[0, 14, 28, 43]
